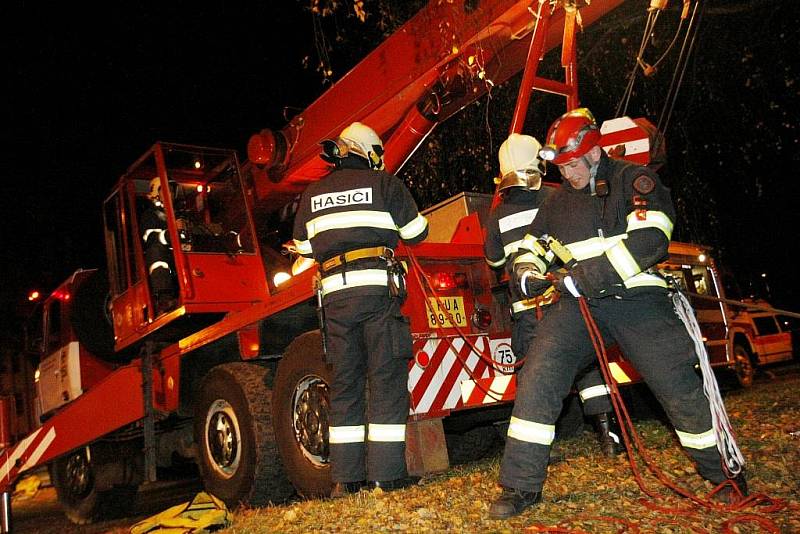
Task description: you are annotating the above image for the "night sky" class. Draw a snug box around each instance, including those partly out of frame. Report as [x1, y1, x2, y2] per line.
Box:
[3, 1, 799, 341]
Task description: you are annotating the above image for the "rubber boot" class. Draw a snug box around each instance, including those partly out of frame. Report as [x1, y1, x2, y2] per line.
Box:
[592, 412, 625, 457]
[710, 470, 749, 503]
[489, 487, 542, 519]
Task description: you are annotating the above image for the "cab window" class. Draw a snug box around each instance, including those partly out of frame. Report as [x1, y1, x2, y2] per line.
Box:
[752, 316, 779, 336]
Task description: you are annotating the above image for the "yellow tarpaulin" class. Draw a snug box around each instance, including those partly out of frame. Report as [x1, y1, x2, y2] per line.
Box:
[12, 474, 41, 500]
[130, 491, 232, 533]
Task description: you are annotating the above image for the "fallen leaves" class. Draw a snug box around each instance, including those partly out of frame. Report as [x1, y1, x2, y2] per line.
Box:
[225, 367, 800, 533]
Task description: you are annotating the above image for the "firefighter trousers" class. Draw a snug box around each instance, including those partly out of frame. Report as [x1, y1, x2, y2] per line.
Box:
[324, 291, 412, 483]
[512, 309, 612, 417]
[145, 242, 175, 296]
[500, 290, 726, 493]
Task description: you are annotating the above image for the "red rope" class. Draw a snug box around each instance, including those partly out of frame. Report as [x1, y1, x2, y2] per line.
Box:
[406, 251, 789, 531]
[573, 296, 786, 528]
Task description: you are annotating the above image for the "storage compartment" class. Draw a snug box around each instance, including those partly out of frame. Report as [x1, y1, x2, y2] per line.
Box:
[421, 192, 492, 243]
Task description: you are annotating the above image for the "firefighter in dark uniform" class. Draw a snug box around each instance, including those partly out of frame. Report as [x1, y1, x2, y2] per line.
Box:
[489, 109, 747, 519]
[484, 133, 622, 458]
[292, 122, 429, 498]
[142, 177, 177, 315]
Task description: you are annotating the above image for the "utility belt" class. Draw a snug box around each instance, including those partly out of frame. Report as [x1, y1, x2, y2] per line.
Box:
[317, 246, 406, 298]
[512, 286, 559, 317]
[319, 246, 393, 273]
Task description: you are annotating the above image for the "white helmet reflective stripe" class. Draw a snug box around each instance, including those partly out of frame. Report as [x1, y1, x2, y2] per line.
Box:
[339, 122, 385, 170]
[498, 134, 545, 191]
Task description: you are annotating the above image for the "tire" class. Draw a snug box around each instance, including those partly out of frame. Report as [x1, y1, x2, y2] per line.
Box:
[69, 270, 115, 360]
[194, 362, 294, 507]
[272, 331, 334, 498]
[445, 425, 500, 465]
[51, 447, 137, 525]
[733, 344, 755, 388]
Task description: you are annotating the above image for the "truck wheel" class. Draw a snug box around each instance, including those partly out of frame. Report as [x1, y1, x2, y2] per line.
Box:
[273, 331, 333, 498]
[51, 447, 137, 525]
[194, 362, 294, 507]
[733, 344, 755, 388]
[445, 425, 500, 465]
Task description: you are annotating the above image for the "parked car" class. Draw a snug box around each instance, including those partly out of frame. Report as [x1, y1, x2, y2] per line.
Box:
[727, 299, 795, 386]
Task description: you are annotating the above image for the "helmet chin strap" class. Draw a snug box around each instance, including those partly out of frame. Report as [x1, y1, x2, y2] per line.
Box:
[581, 154, 600, 196]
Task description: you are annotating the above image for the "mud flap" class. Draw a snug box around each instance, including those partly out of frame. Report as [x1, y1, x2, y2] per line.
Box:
[405, 419, 449, 477]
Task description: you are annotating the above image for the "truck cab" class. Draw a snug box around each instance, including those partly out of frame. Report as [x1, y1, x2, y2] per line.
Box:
[30, 269, 117, 416]
[102, 143, 268, 353]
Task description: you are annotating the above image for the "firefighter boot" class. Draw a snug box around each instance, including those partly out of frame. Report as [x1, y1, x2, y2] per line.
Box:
[592, 412, 625, 457]
[329, 480, 367, 499]
[489, 486, 542, 519]
[710, 471, 749, 504]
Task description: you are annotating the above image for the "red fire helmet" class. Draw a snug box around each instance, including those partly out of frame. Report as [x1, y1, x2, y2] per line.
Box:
[539, 108, 602, 165]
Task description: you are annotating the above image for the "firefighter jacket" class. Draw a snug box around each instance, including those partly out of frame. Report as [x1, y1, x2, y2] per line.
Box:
[292, 160, 428, 300]
[141, 205, 173, 275]
[514, 152, 674, 298]
[142, 206, 169, 250]
[484, 187, 555, 314]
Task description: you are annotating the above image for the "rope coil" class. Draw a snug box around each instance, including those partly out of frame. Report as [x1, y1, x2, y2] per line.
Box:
[672, 288, 745, 477]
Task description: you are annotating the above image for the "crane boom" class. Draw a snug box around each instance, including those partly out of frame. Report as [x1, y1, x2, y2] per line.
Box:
[246, 0, 627, 213]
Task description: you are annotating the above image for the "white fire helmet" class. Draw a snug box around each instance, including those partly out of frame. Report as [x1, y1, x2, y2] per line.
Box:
[497, 133, 545, 191]
[339, 122, 385, 170]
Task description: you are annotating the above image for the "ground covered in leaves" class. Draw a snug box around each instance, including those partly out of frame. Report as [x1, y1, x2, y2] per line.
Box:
[224, 367, 800, 533]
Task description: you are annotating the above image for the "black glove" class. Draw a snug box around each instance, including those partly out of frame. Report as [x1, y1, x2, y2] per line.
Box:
[222, 231, 243, 254]
[560, 264, 618, 299]
[549, 269, 582, 298]
[514, 263, 551, 298]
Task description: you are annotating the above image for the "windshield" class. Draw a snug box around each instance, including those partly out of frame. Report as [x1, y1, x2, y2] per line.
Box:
[140, 145, 256, 254]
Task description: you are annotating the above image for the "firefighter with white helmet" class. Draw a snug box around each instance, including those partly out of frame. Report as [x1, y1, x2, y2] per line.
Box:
[293, 121, 428, 497]
[489, 109, 747, 519]
[495, 132, 545, 191]
[485, 133, 622, 461]
[319, 121, 387, 172]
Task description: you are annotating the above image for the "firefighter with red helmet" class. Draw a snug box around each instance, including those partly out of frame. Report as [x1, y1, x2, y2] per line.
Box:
[292, 122, 428, 497]
[489, 109, 747, 519]
[484, 133, 622, 458]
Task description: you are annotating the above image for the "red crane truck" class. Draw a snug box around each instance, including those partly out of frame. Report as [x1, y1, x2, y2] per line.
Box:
[3, 0, 745, 527]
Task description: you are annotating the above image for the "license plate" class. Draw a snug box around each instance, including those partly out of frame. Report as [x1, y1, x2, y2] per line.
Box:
[426, 296, 467, 328]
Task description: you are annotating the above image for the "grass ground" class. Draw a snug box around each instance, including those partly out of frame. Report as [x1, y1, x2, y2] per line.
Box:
[222, 366, 800, 533]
